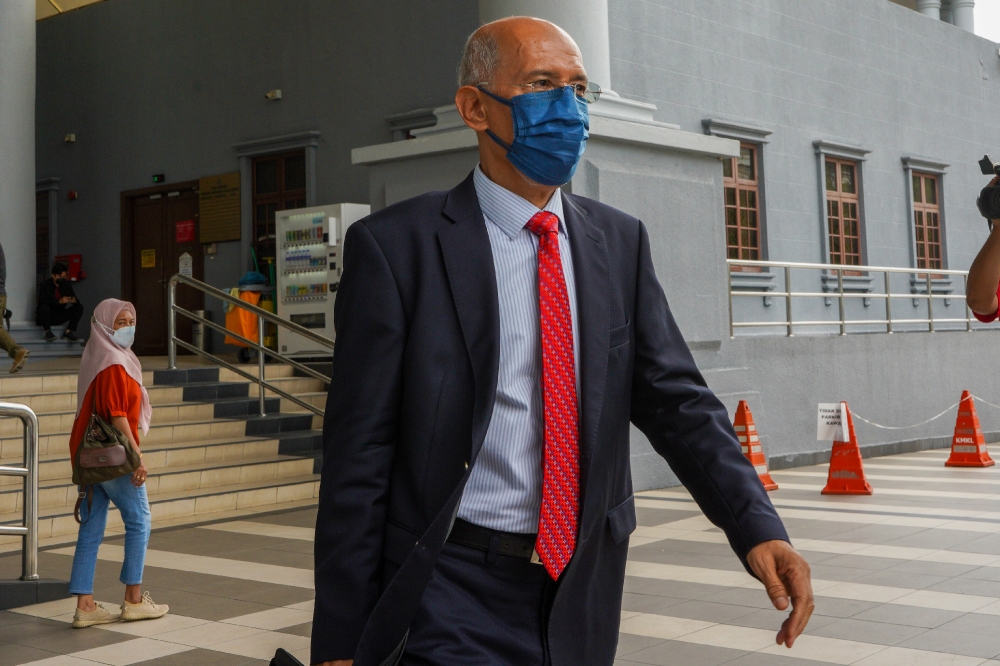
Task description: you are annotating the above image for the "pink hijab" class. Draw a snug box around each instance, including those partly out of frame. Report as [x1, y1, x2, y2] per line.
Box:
[76, 298, 151, 435]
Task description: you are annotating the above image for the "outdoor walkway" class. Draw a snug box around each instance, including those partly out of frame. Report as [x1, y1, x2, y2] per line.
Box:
[5, 448, 1000, 664]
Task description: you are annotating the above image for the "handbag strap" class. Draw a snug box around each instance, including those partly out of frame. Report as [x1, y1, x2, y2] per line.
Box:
[74, 486, 93, 525]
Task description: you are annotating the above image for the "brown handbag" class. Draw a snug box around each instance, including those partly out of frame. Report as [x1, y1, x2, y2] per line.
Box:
[72, 412, 141, 523]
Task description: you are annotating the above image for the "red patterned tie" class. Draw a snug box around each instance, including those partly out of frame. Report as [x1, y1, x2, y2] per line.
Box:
[526, 211, 579, 580]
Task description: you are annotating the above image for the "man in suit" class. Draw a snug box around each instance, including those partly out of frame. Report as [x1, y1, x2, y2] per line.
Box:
[312, 16, 813, 666]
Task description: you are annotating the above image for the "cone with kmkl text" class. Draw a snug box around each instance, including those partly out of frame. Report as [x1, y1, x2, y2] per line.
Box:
[733, 400, 778, 491]
[945, 391, 994, 467]
[822, 402, 873, 495]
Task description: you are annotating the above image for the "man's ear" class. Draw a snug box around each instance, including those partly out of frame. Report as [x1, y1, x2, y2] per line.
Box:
[455, 86, 489, 132]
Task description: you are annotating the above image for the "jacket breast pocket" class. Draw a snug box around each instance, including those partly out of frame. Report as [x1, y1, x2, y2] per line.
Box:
[607, 494, 637, 545]
[609, 321, 630, 349]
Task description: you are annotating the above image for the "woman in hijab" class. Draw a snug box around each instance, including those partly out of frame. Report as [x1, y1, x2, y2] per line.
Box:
[68, 298, 169, 628]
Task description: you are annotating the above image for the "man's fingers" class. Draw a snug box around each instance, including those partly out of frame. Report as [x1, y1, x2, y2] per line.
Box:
[757, 557, 790, 611]
[777, 563, 815, 647]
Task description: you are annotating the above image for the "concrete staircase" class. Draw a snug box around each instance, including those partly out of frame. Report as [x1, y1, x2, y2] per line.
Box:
[0, 363, 326, 545]
[0, 321, 84, 368]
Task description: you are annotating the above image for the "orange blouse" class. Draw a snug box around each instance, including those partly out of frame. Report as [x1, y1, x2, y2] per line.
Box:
[69, 365, 143, 463]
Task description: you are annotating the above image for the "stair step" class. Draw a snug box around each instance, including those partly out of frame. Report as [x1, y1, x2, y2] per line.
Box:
[212, 396, 281, 418]
[0, 432, 311, 479]
[0, 453, 318, 512]
[0, 412, 321, 461]
[0, 474, 321, 544]
[183, 381, 249, 401]
[0, 386, 187, 415]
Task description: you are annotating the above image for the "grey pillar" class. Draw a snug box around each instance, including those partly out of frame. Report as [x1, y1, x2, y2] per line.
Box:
[916, 0, 942, 19]
[0, 1, 36, 325]
[478, 0, 612, 91]
[951, 0, 975, 32]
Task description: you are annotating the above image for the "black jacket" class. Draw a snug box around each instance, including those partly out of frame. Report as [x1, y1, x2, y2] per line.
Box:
[311, 173, 788, 665]
[37, 278, 77, 310]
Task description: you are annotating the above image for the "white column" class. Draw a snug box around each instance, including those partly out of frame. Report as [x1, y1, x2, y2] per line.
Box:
[477, 0, 667, 125]
[0, 1, 36, 325]
[478, 0, 612, 91]
[916, 0, 942, 19]
[951, 0, 975, 32]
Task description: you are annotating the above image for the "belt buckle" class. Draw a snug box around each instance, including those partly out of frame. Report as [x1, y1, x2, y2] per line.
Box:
[530, 548, 542, 565]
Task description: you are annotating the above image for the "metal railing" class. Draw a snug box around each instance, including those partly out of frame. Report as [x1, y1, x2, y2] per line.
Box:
[727, 259, 980, 337]
[167, 274, 333, 417]
[0, 402, 39, 581]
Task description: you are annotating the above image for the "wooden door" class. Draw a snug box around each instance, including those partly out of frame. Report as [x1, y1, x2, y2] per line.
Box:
[121, 182, 204, 356]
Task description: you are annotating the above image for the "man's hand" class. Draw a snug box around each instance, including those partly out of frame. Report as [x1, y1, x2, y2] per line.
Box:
[314, 661, 352, 666]
[59, 296, 71, 304]
[747, 539, 813, 648]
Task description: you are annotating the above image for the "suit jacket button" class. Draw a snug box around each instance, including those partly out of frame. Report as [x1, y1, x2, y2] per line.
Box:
[464, 461, 469, 470]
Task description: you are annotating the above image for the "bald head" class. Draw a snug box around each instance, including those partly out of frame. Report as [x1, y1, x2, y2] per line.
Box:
[457, 17, 583, 88]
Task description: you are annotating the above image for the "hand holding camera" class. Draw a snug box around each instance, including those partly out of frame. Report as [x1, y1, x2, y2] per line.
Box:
[976, 155, 1000, 231]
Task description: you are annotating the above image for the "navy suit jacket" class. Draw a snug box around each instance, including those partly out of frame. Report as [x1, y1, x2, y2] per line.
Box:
[311, 172, 788, 665]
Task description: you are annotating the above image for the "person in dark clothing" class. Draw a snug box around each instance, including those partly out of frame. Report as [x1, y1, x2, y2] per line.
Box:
[37, 262, 84, 343]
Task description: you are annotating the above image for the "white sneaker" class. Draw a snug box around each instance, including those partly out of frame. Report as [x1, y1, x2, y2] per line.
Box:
[72, 603, 120, 628]
[120, 591, 169, 622]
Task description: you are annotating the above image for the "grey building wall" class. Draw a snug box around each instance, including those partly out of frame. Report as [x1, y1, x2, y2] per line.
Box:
[602, 0, 1000, 488]
[35, 0, 477, 340]
[609, 0, 1000, 276]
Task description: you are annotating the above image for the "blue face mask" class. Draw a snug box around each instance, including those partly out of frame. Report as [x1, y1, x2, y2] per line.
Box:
[479, 85, 589, 187]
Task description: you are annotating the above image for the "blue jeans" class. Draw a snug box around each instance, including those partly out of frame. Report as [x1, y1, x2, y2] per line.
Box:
[69, 474, 151, 595]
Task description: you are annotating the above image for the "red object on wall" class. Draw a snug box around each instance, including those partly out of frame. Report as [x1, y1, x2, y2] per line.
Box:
[175, 219, 195, 243]
[67, 190, 79, 200]
[54, 254, 86, 282]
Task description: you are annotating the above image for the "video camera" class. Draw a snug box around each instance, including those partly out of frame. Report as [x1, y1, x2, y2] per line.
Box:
[977, 155, 1000, 231]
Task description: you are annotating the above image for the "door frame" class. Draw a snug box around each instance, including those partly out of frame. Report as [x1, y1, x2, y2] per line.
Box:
[120, 180, 199, 302]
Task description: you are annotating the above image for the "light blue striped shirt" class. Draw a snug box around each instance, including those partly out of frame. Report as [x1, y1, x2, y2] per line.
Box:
[456, 166, 579, 534]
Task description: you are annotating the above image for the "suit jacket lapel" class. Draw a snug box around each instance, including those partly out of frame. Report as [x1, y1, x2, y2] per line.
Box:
[438, 173, 501, 464]
[562, 193, 610, 500]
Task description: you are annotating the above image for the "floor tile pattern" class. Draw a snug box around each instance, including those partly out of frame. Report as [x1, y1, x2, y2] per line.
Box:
[4, 449, 1000, 665]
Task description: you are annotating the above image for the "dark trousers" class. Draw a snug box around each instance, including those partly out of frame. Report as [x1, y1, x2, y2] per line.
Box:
[400, 539, 557, 666]
[37, 302, 83, 332]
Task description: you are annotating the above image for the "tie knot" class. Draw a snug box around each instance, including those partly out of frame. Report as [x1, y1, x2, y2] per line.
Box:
[526, 211, 559, 237]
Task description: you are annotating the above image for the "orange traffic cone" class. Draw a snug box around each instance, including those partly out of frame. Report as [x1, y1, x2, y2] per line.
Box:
[945, 391, 994, 467]
[822, 401, 873, 495]
[733, 400, 778, 491]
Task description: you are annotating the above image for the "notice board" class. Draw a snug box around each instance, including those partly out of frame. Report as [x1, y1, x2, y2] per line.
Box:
[199, 172, 241, 243]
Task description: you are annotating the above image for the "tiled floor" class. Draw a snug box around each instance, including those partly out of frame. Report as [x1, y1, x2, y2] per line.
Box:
[5, 448, 1000, 664]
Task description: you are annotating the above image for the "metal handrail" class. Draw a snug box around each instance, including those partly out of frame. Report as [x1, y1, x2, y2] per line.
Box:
[727, 258, 976, 337]
[167, 274, 333, 418]
[0, 402, 39, 581]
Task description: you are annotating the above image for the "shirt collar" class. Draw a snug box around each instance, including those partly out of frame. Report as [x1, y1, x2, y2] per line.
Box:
[473, 165, 565, 240]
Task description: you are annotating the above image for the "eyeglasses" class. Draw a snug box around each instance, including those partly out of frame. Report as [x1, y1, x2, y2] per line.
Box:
[478, 80, 602, 104]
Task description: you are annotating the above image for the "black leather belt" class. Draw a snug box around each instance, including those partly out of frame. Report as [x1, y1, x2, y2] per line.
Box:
[447, 518, 538, 561]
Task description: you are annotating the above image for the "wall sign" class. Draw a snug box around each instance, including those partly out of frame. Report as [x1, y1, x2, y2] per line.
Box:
[178, 252, 193, 278]
[141, 249, 156, 269]
[176, 219, 196, 243]
[199, 172, 241, 243]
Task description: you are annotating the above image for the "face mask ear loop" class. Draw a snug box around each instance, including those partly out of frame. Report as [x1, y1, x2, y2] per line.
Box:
[485, 129, 514, 152]
[477, 85, 517, 153]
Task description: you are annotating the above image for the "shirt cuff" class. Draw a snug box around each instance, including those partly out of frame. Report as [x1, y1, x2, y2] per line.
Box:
[107, 410, 129, 418]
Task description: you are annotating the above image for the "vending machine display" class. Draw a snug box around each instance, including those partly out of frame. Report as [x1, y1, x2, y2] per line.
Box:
[275, 203, 370, 356]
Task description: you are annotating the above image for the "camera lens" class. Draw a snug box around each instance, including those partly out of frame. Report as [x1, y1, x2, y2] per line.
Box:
[978, 185, 1000, 220]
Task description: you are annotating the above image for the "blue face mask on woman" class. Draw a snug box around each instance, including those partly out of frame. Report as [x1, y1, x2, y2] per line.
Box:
[479, 85, 589, 187]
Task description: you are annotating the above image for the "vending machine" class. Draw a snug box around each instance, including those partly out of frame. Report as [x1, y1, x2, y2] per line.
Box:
[275, 203, 370, 356]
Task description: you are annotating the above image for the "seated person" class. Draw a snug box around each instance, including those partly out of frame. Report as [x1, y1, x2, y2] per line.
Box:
[37, 262, 84, 342]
